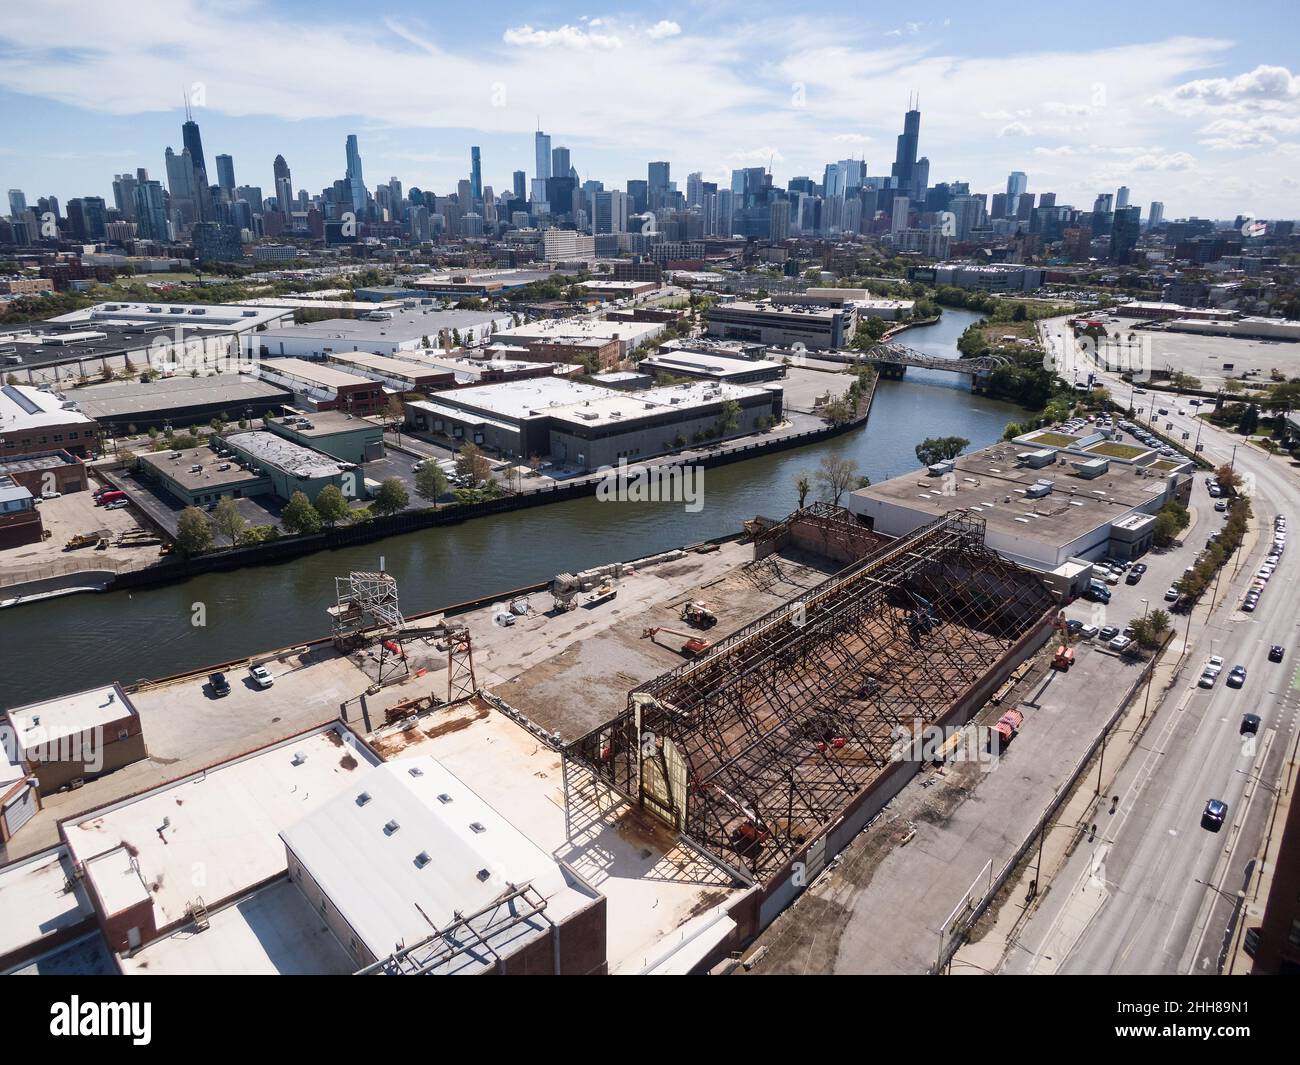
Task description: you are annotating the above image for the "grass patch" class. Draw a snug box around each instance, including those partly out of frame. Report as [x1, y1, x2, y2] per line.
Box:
[1024, 430, 1078, 447]
[1086, 441, 1149, 459]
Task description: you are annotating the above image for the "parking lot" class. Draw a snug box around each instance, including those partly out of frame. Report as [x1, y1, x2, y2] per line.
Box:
[1098, 314, 1299, 391]
[0, 484, 159, 573]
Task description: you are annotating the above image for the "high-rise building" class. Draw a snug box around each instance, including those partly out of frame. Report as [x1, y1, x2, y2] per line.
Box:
[66, 196, 107, 241]
[1038, 192, 1056, 208]
[626, 179, 648, 215]
[133, 180, 169, 241]
[215, 154, 236, 196]
[1006, 171, 1027, 217]
[345, 135, 366, 216]
[111, 174, 139, 220]
[1116, 185, 1130, 210]
[512, 171, 526, 201]
[1148, 201, 1165, 228]
[165, 146, 200, 227]
[273, 155, 293, 213]
[686, 172, 703, 208]
[7, 189, 27, 218]
[648, 161, 670, 192]
[1110, 205, 1141, 265]
[890, 196, 910, 236]
[592, 190, 628, 234]
[551, 146, 570, 181]
[534, 131, 552, 184]
[891, 102, 922, 199]
[769, 199, 791, 241]
[470, 147, 482, 202]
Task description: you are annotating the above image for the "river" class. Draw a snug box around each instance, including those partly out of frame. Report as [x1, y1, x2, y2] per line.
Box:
[0, 308, 1017, 702]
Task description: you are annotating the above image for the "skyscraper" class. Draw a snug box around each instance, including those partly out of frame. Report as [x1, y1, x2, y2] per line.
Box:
[1116, 185, 1130, 210]
[648, 161, 670, 192]
[891, 101, 921, 199]
[686, 172, 703, 208]
[164, 146, 200, 227]
[1110, 205, 1141, 264]
[1006, 171, 1027, 217]
[512, 171, 526, 202]
[592, 190, 628, 234]
[1148, 201, 1165, 228]
[215, 155, 236, 196]
[551, 146, 570, 181]
[7, 189, 27, 218]
[133, 180, 169, 241]
[345, 135, 366, 216]
[273, 155, 293, 213]
[534, 131, 552, 184]
[470, 147, 482, 201]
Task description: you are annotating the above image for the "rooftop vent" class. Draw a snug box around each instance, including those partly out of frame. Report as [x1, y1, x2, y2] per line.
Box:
[383, 819, 400, 836]
[356, 792, 372, 806]
[407, 765, 424, 777]
[437, 792, 453, 804]
[469, 822, 486, 834]
[414, 851, 432, 869]
[291, 751, 307, 766]
[476, 868, 491, 882]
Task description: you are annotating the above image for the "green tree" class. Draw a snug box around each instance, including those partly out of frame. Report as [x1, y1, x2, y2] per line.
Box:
[415, 462, 449, 502]
[718, 399, 741, 435]
[914, 436, 971, 466]
[314, 484, 351, 527]
[280, 490, 322, 535]
[175, 507, 214, 556]
[371, 476, 410, 516]
[211, 496, 245, 547]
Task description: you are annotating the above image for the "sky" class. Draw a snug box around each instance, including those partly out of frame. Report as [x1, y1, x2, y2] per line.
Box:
[0, 0, 1298, 220]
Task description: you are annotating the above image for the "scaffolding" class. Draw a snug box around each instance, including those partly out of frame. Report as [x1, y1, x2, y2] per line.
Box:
[445, 627, 477, 704]
[329, 571, 409, 682]
[569, 511, 1057, 881]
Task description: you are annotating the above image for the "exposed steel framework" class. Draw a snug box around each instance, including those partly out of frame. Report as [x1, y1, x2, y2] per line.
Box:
[569, 511, 1057, 881]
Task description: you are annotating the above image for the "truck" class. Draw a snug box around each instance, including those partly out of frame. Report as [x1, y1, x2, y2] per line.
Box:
[991, 708, 1025, 747]
[95, 490, 127, 506]
[64, 529, 110, 551]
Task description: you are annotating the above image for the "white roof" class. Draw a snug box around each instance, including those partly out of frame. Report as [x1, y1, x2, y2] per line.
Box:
[6, 683, 134, 751]
[85, 846, 151, 915]
[257, 357, 376, 391]
[226, 430, 351, 479]
[0, 384, 95, 433]
[280, 755, 577, 959]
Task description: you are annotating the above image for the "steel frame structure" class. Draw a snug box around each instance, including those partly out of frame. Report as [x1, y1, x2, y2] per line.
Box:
[569, 512, 1057, 881]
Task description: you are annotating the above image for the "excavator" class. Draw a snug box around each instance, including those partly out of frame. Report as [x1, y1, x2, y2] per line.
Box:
[642, 627, 713, 657]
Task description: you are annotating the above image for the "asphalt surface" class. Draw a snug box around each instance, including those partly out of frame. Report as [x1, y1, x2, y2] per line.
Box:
[1001, 315, 1300, 975]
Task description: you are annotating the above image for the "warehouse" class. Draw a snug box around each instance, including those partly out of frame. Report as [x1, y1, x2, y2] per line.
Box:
[0, 383, 98, 458]
[137, 446, 270, 508]
[848, 438, 1192, 581]
[405, 375, 782, 469]
[71, 374, 293, 432]
[321, 351, 457, 392]
[281, 756, 605, 974]
[256, 358, 386, 414]
[706, 300, 856, 349]
[0, 449, 86, 495]
[265, 410, 385, 464]
[493, 317, 664, 360]
[223, 430, 354, 503]
[245, 307, 512, 359]
[638, 347, 787, 384]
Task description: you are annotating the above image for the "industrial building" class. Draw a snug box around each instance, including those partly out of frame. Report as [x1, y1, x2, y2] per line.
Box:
[405, 375, 782, 469]
[0, 449, 85, 496]
[245, 308, 512, 360]
[0, 383, 99, 458]
[706, 300, 856, 349]
[420, 352, 566, 385]
[0, 476, 42, 548]
[256, 358, 386, 414]
[71, 374, 293, 432]
[848, 435, 1192, 586]
[638, 347, 787, 384]
[577, 279, 660, 300]
[321, 351, 457, 393]
[906, 263, 1046, 293]
[223, 430, 354, 504]
[493, 317, 665, 361]
[265, 410, 384, 465]
[4, 683, 147, 795]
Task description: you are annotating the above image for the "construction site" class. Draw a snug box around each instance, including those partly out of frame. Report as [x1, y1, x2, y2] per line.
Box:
[1, 503, 1061, 975]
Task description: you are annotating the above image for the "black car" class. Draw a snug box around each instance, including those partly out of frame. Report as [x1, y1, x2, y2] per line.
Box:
[1240, 714, 1261, 736]
[1131, 562, 1148, 575]
[1125, 570, 1143, 585]
[1066, 619, 1084, 637]
[209, 672, 231, 697]
[1269, 645, 1285, 662]
[1226, 665, 1247, 688]
[1202, 799, 1228, 832]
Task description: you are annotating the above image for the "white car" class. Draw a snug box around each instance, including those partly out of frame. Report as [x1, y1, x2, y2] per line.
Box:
[1109, 635, 1133, 653]
[1204, 656, 1225, 676]
[41, 489, 62, 499]
[249, 666, 274, 689]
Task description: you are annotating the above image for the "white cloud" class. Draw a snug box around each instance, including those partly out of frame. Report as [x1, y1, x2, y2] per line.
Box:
[503, 24, 622, 49]
[1000, 121, 1032, 137]
[646, 21, 682, 40]
[1161, 64, 1300, 110]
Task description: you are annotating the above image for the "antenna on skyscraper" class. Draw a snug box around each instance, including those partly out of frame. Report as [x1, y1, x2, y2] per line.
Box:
[183, 89, 191, 122]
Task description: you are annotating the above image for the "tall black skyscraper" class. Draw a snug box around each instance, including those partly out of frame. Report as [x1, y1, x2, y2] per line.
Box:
[891, 97, 921, 199]
[470, 147, 482, 201]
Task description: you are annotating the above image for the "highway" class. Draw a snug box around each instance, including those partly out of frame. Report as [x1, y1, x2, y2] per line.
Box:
[1002, 315, 1300, 975]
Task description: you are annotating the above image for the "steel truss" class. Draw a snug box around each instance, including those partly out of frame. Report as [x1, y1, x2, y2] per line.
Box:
[569, 511, 1057, 881]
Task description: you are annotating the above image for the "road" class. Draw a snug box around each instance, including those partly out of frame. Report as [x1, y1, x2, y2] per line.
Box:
[1002, 315, 1300, 975]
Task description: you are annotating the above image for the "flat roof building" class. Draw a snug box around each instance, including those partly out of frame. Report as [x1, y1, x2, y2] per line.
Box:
[4, 683, 146, 795]
[256, 358, 386, 415]
[0, 383, 98, 458]
[246, 308, 512, 360]
[264, 410, 385, 465]
[493, 316, 665, 359]
[322, 351, 457, 392]
[639, 347, 787, 384]
[71, 374, 293, 432]
[706, 300, 856, 350]
[224, 430, 354, 503]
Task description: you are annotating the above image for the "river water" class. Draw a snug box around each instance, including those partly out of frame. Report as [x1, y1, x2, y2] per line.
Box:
[1, 308, 1018, 702]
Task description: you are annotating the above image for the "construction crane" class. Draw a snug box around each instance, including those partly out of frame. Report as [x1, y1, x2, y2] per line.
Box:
[642, 627, 713, 657]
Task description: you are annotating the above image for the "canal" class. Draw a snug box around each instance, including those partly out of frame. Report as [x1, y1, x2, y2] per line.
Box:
[1, 308, 1018, 702]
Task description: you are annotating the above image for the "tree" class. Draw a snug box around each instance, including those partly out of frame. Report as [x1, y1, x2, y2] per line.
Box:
[175, 507, 214, 556]
[1130, 610, 1170, 650]
[914, 436, 970, 467]
[314, 484, 351, 527]
[415, 462, 449, 502]
[1214, 463, 1243, 495]
[815, 454, 858, 507]
[281, 490, 322, 535]
[718, 399, 741, 435]
[456, 442, 490, 484]
[1237, 403, 1259, 436]
[211, 496, 245, 547]
[796, 472, 811, 508]
[371, 476, 409, 516]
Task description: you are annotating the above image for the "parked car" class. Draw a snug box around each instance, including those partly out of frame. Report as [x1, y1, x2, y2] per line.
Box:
[1099, 625, 1120, 642]
[1109, 635, 1133, 653]
[1201, 799, 1228, 832]
[1079, 624, 1100, 639]
[209, 672, 231, 697]
[1164, 587, 1180, 602]
[1066, 619, 1084, 637]
[1214, 500, 1228, 512]
[1131, 562, 1148, 575]
[1269, 645, 1285, 662]
[249, 665, 274, 689]
[1240, 714, 1261, 736]
[1125, 569, 1143, 585]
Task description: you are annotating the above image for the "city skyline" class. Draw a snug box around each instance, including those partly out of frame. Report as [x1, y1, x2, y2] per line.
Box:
[1, 1, 1298, 218]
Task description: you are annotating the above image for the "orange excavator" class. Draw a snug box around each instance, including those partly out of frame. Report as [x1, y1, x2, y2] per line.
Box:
[642, 627, 713, 657]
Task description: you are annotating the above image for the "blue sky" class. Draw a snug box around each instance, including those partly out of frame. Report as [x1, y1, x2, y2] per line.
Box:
[1, 0, 1298, 218]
